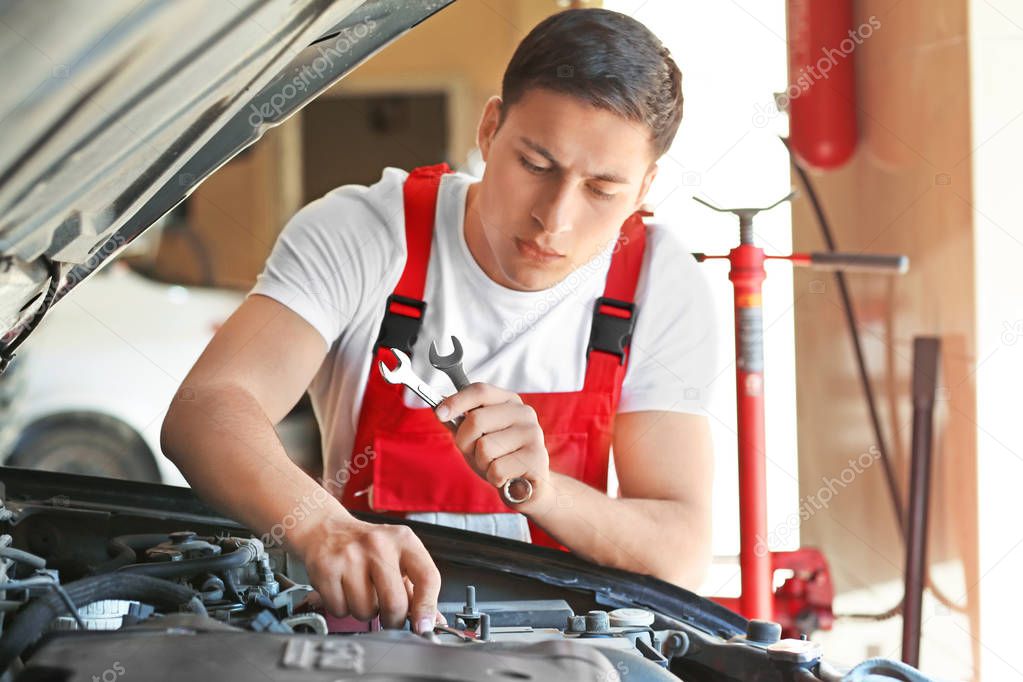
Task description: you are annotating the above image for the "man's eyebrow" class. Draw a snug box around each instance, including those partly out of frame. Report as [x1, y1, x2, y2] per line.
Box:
[519, 136, 629, 184]
[520, 137, 559, 165]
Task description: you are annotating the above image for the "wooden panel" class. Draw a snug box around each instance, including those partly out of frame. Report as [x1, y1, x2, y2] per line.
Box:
[150, 117, 304, 289]
[335, 0, 600, 162]
[301, 94, 448, 202]
[791, 0, 978, 664]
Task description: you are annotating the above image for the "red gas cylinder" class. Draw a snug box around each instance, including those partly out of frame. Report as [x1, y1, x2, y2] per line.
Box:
[785, 0, 862, 171]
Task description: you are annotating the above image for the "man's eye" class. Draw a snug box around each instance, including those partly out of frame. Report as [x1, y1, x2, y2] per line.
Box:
[518, 156, 549, 174]
[588, 185, 615, 201]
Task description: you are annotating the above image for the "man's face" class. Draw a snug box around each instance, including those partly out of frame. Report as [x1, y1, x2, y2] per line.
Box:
[469, 88, 658, 292]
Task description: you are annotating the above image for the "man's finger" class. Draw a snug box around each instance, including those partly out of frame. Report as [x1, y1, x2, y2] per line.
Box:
[342, 557, 378, 621]
[370, 559, 410, 629]
[437, 382, 521, 421]
[404, 576, 447, 628]
[400, 543, 442, 634]
[472, 424, 534, 471]
[312, 583, 348, 619]
[453, 402, 521, 452]
[485, 447, 532, 487]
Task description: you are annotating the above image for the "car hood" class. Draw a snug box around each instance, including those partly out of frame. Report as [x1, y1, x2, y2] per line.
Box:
[0, 0, 453, 353]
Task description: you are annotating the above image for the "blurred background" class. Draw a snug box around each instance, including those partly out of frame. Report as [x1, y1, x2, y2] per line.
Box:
[2, 2, 1021, 680]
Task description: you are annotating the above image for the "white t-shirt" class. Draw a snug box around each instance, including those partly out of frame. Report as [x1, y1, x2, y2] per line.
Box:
[249, 167, 718, 486]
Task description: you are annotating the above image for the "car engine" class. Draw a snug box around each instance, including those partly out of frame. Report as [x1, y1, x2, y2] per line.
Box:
[0, 469, 906, 682]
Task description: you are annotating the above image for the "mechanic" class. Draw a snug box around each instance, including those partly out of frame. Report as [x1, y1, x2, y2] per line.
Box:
[162, 8, 715, 638]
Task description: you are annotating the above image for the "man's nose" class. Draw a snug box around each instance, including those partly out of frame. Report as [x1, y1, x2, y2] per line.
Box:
[531, 181, 576, 235]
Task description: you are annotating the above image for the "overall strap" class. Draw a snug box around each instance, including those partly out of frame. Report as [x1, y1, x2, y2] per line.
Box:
[372, 163, 452, 355]
[583, 212, 648, 394]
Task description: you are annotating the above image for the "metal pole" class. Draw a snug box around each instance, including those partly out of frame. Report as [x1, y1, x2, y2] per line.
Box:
[901, 337, 940, 667]
[730, 235, 772, 620]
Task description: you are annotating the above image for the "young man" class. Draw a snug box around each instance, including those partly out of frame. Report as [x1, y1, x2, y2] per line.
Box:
[162, 8, 716, 637]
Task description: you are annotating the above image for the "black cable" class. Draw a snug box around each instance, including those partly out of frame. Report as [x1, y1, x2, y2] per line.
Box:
[0, 576, 85, 629]
[786, 140, 964, 619]
[0, 573, 200, 672]
[116, 539, 257, 579]
[786, 148, 904, 622]
[785, 143, 906, 536]
[0, 548, 46, 571]
[0, 257, 61, 375]
[91, 534, 171, 574]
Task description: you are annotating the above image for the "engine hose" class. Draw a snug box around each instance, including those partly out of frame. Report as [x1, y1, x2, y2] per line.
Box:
[116, 540, 258, 579]
[0, 573, 201, 673]
[92, 534, 172, 574]
[841, 657, 936, 681]
[0, 548, 46, 571]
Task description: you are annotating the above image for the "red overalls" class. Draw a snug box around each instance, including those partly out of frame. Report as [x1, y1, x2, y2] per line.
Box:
[339, 164, 648, 549]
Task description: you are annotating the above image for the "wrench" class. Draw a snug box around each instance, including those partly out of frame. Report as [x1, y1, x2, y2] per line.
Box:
[381, 346, 531, 504]
[428, 336, 533, 506]
[379, 347, 453, 418]
[428, 335, 471, 390]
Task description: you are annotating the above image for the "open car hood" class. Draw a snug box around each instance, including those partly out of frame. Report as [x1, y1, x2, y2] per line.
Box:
[0, 0, 453, 353]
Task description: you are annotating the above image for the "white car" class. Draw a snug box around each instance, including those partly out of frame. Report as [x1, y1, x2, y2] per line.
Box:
[1, 261, 244, 484]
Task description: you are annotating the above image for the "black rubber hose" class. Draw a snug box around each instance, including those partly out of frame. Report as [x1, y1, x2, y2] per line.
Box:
[784, 138, 906, 533]
[116, 540, 257, 579]
[0, 548, 46, 571]
[0, 573, 200, 673]
[0, 257, 60, 375]
[91, 534, 171, 574]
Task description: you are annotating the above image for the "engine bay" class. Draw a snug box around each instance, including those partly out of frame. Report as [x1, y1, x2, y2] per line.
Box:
[0, 469, 848, 682]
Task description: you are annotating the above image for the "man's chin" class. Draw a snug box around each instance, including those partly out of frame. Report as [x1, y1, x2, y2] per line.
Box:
[504, 262, 567, 292]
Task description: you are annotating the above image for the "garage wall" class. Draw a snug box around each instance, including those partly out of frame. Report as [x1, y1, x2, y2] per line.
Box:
[333, 0, 599, 166]
[967, 1, 1023, 679]
[790, 0, 980, 673]
[149, 0, 592, 290]
[152, 118, 304, 289]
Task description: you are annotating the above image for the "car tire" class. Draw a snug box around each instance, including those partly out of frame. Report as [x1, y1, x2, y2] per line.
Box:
[8, 413, 161, 482]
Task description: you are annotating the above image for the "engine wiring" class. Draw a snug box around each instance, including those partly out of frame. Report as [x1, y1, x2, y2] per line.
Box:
[0, 256, 61, 375]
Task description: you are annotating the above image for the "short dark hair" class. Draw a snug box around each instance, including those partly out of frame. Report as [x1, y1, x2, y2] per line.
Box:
[500, 8, 683, 159]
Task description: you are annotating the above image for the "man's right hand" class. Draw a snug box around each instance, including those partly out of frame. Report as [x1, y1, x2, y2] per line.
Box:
[288, 507, 442, 634]
[161, 296, 442, 634]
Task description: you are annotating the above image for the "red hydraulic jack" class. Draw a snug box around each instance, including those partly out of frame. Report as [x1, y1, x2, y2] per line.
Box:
[692, 193, 907, 636]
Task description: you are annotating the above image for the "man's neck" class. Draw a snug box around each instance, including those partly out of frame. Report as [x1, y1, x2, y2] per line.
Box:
[463, 181, 518, 291]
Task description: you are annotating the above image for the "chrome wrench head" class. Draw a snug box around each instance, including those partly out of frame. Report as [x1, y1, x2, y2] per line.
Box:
[378, 347, 445, 408]
[428, 334, 462, 369]
[429, 335, 471, 390]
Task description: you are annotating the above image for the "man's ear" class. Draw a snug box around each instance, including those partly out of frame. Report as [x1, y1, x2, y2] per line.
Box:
[635, 163, 659, 211]
[476, 96, 503, 163]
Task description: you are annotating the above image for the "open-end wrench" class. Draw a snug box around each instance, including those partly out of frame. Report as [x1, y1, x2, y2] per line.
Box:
[428, 336, 533, 506]
[379, 348, 456, 422]
[428, 335, 471, 390]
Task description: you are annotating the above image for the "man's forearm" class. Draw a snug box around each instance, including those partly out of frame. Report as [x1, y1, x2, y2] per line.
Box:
[162, 380, 444, 630]
[524, 472, 710, 589]
[161, 382, 347, 551]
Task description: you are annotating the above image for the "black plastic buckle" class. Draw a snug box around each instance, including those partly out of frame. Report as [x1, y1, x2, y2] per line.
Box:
[374, 294, 427, 355]
[587, 296, 636, 364]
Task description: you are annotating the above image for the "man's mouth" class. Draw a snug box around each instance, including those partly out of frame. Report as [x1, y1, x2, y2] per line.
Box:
[515, 238, 565, 263]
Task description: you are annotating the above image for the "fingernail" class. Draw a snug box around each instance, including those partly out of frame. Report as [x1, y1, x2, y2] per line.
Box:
[417, 617, 435, 634]
[436, 405, 450, 420]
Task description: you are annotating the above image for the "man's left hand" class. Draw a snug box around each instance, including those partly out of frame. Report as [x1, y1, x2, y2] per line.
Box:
[434, 383, 550, 506]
